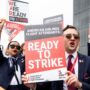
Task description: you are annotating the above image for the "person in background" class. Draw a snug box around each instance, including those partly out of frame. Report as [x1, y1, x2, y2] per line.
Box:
[20, 43, 25, 56]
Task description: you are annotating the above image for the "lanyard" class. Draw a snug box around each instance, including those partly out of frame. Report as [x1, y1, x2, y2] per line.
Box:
[70, 55, 78, 72]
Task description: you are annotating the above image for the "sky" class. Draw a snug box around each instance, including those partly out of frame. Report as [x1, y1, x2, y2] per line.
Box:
[1, 0, 73, 49]
[0, 0, 73, 26]
[15, 0, 73, 44]
[27, 0, 73, 27]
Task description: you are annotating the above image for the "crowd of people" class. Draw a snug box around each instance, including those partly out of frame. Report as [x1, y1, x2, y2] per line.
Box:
[0, 19, 90, 90]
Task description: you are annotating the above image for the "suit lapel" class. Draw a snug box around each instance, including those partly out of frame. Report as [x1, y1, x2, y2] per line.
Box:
[78, 53, 86, 81]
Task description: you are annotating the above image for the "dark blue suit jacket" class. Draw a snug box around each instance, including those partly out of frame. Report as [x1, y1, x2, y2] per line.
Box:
[37, 53, 90, 90]
[51, 53, 90, 90]
[0, 48, 14, 89]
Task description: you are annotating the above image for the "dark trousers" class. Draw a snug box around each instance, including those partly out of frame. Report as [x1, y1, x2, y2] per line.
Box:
[7, 84, 29, 90]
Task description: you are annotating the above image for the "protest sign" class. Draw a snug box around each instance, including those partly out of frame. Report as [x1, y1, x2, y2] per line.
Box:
[9, 0, 29, 23]
[5, 21, 24, 41]
[25, 24, 67, 83]
[43, 14, 63, 28]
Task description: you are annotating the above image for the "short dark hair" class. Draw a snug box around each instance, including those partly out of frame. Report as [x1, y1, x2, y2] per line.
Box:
[62, 25, 80, 36]
[63, 25, 77, 32]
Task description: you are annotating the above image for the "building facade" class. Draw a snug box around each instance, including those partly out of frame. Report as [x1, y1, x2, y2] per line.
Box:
[73, 0, 90, 55]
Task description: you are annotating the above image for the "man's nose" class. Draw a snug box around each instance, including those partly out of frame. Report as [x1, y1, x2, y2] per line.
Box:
[71, 35, 75, 39]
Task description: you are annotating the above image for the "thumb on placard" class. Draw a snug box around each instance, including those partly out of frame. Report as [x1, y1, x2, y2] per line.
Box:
[67, 71, 72, 75]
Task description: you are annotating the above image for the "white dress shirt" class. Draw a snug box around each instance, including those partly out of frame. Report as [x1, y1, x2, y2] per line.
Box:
[63, 51, 78, 90]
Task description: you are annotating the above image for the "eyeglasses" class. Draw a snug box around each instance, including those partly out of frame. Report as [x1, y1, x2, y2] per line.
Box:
[64, 34, 80, 40]
[9, 44, 21, 50]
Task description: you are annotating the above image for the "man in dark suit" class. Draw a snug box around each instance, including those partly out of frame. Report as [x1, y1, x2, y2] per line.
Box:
[51, 25, 90, 90]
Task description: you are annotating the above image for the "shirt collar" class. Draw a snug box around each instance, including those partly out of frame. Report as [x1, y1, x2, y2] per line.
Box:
[65, 51, 77, 60]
